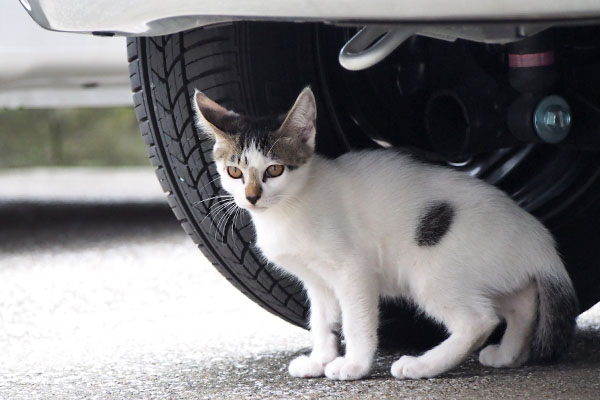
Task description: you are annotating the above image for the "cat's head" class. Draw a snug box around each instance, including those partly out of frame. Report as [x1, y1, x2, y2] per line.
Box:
[192, 87, 317, 212]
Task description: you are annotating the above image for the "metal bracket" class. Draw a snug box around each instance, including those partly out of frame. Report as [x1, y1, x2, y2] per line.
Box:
[338, 26, 415, 71]
[338, 24, 552, 71]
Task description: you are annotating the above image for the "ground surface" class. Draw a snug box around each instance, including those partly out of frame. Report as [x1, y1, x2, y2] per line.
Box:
[1, 168, 599, 399]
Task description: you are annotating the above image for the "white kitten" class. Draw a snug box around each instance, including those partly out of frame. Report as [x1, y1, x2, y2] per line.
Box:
[192, 87, 578, 380]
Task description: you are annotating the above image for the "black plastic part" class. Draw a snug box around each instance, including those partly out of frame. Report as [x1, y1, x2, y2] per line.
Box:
[507, 93, 543, 143]
[508, 30, 557, 93]
[92, 31, 115, 37]
[425, 87, 521, 158]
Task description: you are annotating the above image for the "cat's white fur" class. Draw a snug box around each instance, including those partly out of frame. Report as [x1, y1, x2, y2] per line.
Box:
[193, 87, 576, 380]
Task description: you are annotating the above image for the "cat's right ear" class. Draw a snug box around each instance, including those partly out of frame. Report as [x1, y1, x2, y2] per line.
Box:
[192, 89, 240, 141]
[278, 87, 317, 150]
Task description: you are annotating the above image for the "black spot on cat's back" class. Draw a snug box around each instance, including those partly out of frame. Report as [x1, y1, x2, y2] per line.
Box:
[415, 201, 455, 247]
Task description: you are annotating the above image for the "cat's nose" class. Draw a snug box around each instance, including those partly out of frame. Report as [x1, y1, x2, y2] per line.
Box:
[246, 195, 260, 205]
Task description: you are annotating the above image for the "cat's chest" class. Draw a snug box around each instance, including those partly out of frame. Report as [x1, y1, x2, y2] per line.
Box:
[252, 215, 324, 272]
[254, 222, 312, 258]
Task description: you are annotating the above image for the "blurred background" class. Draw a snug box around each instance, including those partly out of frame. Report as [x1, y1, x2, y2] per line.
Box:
[0, 0, 144, 169]
[0, 107, 145, 168]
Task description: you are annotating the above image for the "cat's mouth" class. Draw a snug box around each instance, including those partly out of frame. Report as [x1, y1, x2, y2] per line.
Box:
[237, 202, 269, 212]
[248, 204, 268, 212]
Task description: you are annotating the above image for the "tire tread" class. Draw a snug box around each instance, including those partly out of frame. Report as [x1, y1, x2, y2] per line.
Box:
[126, 27, 308, 327]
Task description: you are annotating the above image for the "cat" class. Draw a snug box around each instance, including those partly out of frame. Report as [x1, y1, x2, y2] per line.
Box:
[192, 86, 579, 380]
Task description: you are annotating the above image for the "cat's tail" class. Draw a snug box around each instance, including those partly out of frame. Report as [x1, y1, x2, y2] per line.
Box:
[531, 266, 579, 362]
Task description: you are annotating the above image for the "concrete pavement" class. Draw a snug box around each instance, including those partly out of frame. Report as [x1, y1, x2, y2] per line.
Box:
[0, 167, 599, 399]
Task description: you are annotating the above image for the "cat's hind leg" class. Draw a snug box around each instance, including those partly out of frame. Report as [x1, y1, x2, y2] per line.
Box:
[391, 310, 499, 379]
[479, 282, 537, 368]
[288, 279, 340, 378]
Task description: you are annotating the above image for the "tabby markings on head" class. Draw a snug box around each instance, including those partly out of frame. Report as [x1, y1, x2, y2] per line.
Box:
[209, 114, 311, 169]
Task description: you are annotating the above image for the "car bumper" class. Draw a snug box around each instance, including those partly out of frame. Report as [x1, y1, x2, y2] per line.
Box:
[1, 0, 131, 108]
[19, 0, 600, 36]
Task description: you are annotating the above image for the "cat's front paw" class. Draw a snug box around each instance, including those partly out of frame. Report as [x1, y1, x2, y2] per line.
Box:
[324, 356, 370, 380]
[391, 355, 429, 379]
[288, 355, 325, 378]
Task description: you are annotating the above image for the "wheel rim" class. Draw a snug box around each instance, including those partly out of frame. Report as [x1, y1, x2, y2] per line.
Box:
[314, 26, 600, 223]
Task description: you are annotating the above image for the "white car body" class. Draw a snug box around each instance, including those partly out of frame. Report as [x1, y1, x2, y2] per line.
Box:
[6, 0, 600, 108]
[19, 0, 600, 36]
[0, 0, 129, 108]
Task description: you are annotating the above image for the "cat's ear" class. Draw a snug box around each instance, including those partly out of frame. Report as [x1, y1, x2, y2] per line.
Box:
[278, 87, 317, 150]
[192, 89, 240, 140]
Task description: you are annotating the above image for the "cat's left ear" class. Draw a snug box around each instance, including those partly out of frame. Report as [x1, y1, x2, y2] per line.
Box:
[192, 89, 241, 140]
[278, 87, 317, 150]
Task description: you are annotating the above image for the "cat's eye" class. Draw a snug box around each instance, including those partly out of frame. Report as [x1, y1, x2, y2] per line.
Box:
[227, 166, 243, 179]
[265, 164, 284, 179]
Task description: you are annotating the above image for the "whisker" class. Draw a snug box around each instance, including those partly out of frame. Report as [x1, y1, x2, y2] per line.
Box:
[196, 176, 222, 194]
[231, 206, 247, 249]
[215, 202, 237, 232]
[231, 206, 240, 246]
[212, 206, 232, 241]
[194, 195, 230, 204]
[215, 202, 238, 242]
[193, 194, 232, 206]
[208, 199, 235, 215]
[200, 199, 235, 226]
[196, 197, 234, 211]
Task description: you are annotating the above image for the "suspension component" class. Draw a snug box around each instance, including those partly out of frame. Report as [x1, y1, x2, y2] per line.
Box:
[339, 26, 415, 71]
[507, 31, 571, 144]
